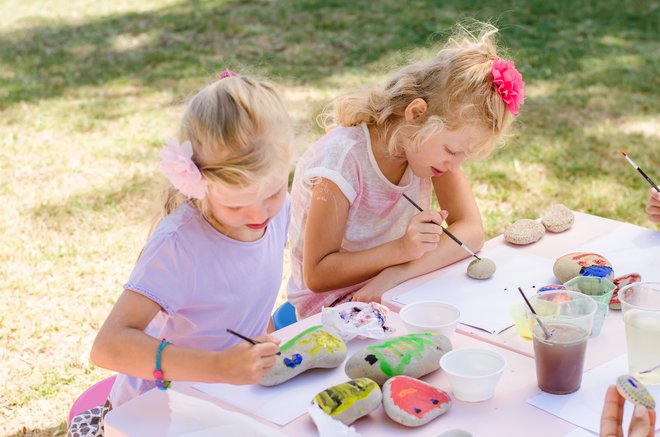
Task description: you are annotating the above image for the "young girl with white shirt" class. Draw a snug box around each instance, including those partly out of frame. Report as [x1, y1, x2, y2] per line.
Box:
[287, 25, 525, 319]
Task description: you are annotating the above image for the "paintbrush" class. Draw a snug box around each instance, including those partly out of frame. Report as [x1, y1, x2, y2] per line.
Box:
[401, 193, 481, 261]
[517, 287, 552, 340]
[226, 328, 281, 355]
[620, 151, 659, 192]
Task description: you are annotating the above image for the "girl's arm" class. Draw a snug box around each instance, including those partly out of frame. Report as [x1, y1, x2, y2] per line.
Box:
[302, 178, 445, 292]
[353, 170, 484, 302]
[91, 290, 280, 385]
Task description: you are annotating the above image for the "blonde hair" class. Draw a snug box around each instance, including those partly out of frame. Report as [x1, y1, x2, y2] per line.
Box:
[323, 23, 517, 160]
[156, 75, 293, 228]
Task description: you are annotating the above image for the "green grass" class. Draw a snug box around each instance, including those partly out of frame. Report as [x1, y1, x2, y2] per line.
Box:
[1, 0, 658, 435]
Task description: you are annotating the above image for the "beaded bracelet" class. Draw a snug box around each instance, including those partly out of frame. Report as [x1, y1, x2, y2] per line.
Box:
[153, 338, 172, 390]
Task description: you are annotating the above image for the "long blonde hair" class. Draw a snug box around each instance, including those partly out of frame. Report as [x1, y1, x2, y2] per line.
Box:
[323, 23, 518, 160]
[155, 75, 293, 230]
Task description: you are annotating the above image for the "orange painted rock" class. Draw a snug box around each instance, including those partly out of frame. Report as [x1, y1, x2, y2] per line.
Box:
[382, 376, 451, 427]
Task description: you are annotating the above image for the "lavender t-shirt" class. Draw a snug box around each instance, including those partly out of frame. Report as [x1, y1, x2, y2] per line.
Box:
[109, 196, 290, 407]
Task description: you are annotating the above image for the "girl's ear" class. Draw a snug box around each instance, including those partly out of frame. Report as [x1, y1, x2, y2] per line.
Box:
[404, 98, 428, 121]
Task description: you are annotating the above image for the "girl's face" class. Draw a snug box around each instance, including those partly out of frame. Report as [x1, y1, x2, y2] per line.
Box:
[205, 173, 288, 241]
[405, 126, 490, 178]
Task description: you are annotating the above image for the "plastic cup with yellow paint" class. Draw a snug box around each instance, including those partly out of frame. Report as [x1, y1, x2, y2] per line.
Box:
[509, 302, 532, 339]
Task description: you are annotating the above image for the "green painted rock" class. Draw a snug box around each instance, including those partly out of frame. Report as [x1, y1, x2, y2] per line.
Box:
[345, 333, 452, 386]
[260, 325, 347, 386]
[311, 378, 382, 425]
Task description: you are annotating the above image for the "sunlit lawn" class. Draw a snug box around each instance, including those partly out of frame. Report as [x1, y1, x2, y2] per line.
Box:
[1, 0, 658, 435]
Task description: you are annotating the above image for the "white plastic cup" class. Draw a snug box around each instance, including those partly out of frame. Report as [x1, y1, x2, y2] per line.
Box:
[399, 301, 461, 339]
[440, 348, 506, 402]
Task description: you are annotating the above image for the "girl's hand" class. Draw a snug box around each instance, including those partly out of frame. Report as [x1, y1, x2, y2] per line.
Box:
[647, 188, 660, 223]
[352, 266, 403, 303]
[217, 334, 281, 385]
[398, 209, 448, 261]
[600, 385, 656, 437]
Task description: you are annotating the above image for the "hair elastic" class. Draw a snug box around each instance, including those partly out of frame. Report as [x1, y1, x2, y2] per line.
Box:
[153, 338, 172, 390]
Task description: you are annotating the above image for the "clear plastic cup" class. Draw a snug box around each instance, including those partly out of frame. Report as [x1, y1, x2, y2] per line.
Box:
[619, 282, 660, 385]
[527, 290, 597, 394]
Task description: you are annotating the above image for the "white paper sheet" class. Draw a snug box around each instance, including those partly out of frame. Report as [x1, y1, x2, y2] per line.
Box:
[574, 223, 660, 281]
[527, 354, 660, 435]
[390, 246, 556, 334]
[105, 388, 287, 437]
[193, 335, 379, 426]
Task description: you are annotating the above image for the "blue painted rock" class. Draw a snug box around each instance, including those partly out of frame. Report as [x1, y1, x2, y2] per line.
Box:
[382, 375, 451, 427]
[311, 378, 382, 425]
[616, 374, 655, 409]
[345, 333, 452, 386]
[260, 325, 346, 386]
[553, 252, 613, 283]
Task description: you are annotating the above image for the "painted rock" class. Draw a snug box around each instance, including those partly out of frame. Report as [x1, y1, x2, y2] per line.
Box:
[610, 273, 642, 310]
[538, 284, 566, 293]
[311, 378, 382, 425]
[260, 325, 347, 386]
[382, 376, 451, 427]
[616, 374, 656, 409]
[552, 252, 613, 283]
[541, 204, 574, 233]
[503, 219, 545, 245]
[345, 333, 452, 386]
[466, 258, 496, 280]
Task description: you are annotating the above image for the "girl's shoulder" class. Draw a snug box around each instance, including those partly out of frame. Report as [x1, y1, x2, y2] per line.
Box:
[299, 124, 369, 170]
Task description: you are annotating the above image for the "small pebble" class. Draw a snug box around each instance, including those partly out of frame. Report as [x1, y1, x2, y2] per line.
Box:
[504, 219, 545, 245]
[467, 258, 496, 279]
[541, 204, 574, 233]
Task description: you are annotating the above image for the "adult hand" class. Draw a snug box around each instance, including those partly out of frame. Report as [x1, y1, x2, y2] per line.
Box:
[600, 385, 656, 437]
[646, 188, 660, 223]
[398, 209, 448, 261]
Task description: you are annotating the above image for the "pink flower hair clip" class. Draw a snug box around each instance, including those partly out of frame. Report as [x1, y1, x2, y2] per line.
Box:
[160, 138, 208, 200]
[492, 57, 525, 116]
[218, 70, 238, 80]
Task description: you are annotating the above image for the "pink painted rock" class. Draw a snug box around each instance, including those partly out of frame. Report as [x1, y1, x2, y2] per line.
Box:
[610, 273, 642, 310]
[552, 252, 613, 283]
[382, 376, 452, 427]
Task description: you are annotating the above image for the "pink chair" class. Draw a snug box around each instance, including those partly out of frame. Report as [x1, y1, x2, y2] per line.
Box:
[67, 375, 117, 426]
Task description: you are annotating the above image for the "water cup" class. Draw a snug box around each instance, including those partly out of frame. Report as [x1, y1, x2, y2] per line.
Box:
[619, 282, 660, 385]
[509, 302, 532, 339]
[527, 290, 597, 394]
[563, 276, 616, 337]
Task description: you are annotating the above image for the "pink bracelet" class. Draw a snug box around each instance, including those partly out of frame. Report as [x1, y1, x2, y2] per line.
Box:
[153, 339, 172, 390]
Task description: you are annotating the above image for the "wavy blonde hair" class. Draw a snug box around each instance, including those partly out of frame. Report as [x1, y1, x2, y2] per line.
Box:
[322, 23, 518, 160]
[155, 75, 293, 228]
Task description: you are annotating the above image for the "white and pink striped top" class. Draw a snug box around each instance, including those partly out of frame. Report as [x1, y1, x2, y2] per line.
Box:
[287, 124, 432, 319]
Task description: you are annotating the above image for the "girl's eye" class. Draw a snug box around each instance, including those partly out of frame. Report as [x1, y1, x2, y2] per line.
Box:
[445, 146, 457, 156]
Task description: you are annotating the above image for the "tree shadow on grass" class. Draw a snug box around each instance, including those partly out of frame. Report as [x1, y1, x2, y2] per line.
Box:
[1, 0, 657, 113]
